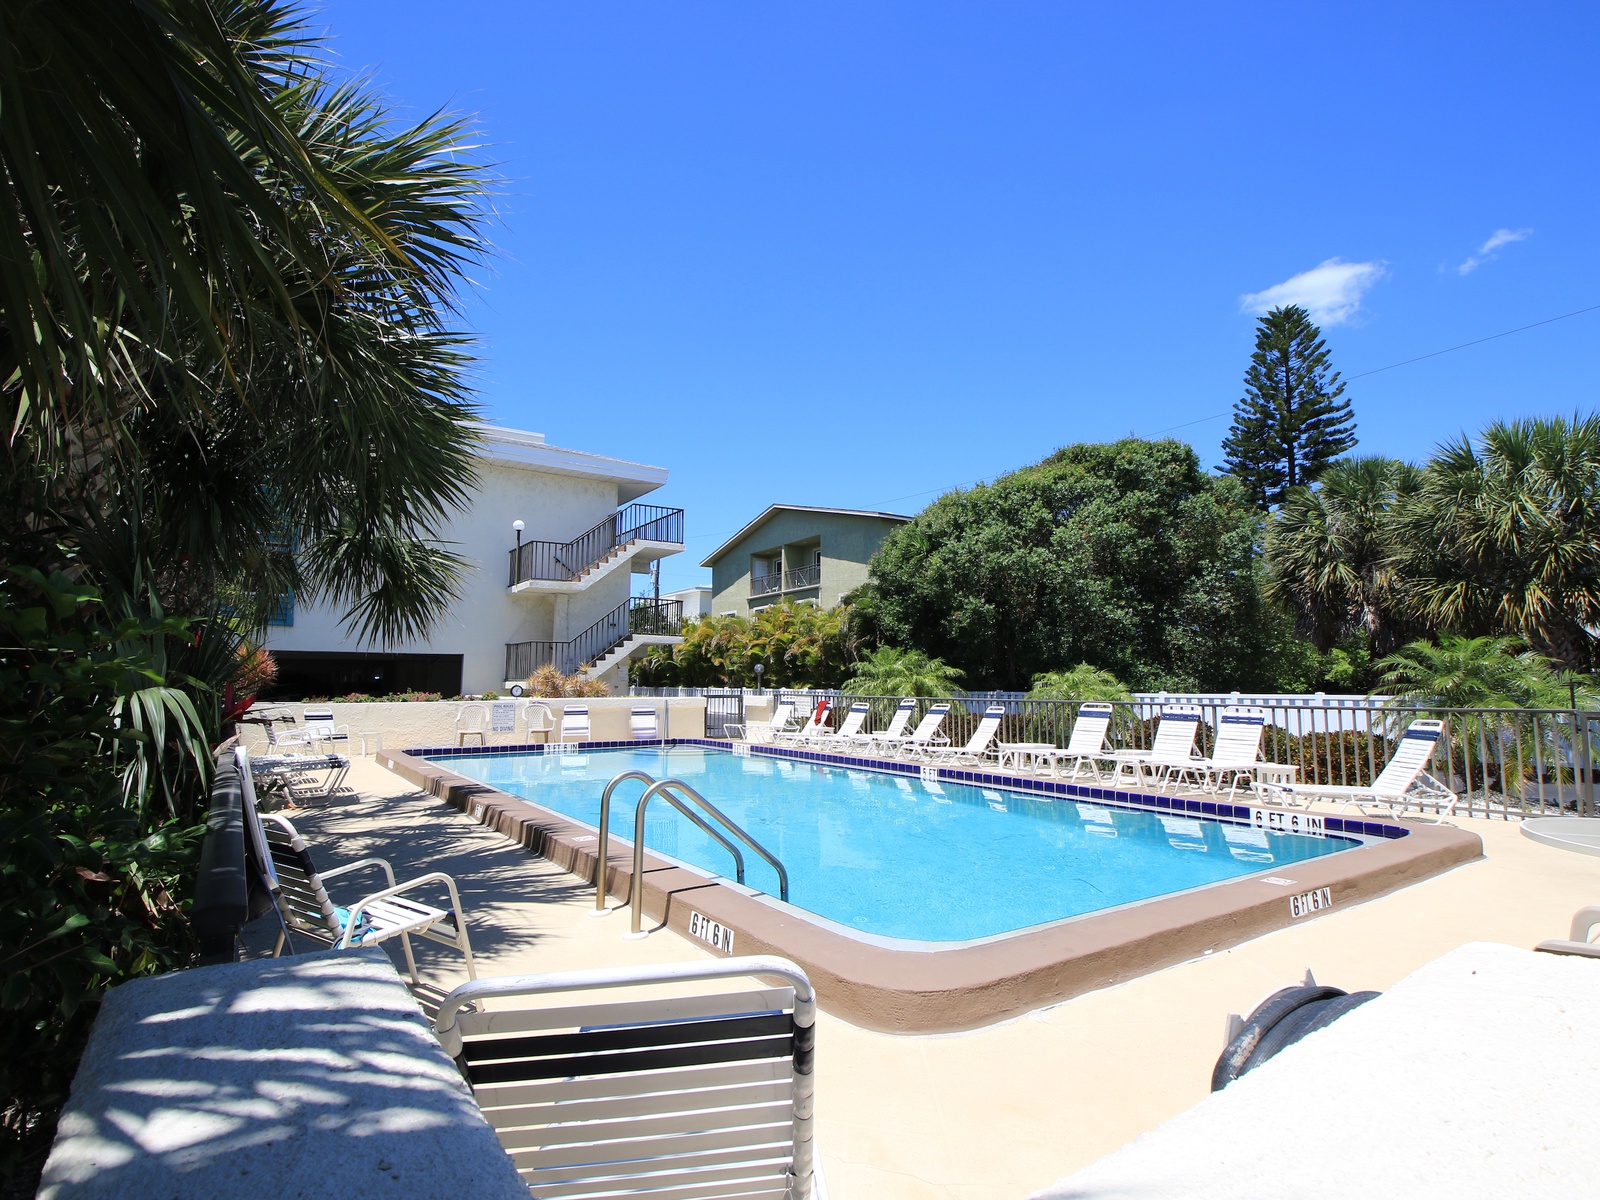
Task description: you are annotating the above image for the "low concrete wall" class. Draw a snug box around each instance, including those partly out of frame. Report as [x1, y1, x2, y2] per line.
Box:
[241, 696, 706, 752]
[39, 948, 525, 1200]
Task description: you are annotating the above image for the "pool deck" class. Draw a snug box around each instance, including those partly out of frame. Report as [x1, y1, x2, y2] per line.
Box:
[269, 756, 1600, 1200]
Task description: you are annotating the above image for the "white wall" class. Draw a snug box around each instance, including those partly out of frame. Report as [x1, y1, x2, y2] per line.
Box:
[264, 435, 668, 694]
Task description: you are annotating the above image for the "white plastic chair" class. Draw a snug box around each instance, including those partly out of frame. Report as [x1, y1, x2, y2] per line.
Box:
[522, 700, 555, 743]
[456, 702, 490, 747]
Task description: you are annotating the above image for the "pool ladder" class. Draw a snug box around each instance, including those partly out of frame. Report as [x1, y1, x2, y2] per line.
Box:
[594, 771, 790, 936]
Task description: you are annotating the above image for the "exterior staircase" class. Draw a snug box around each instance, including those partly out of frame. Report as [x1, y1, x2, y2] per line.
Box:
[504, 597, 684, 686]
[509, 505, 684, 594]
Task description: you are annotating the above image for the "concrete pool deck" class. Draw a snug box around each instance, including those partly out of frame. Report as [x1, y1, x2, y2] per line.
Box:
[266, 756, 1600, 1200]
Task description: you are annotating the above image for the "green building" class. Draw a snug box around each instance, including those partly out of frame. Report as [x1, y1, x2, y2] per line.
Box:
[701, 505, 910, 617]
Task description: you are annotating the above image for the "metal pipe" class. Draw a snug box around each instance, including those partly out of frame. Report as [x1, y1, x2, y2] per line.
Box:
[631, 777, 790, 936]
[596, 771, 747, 911]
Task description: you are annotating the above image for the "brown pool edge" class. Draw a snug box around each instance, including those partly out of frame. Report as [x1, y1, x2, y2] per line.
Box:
[378, 743, 1483, 1034]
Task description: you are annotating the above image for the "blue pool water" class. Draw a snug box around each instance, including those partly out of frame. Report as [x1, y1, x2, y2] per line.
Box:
[435, 746, 1359, 943]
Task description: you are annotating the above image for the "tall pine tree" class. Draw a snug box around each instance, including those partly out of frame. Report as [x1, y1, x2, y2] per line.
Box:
[1221, 305, 1357, 507]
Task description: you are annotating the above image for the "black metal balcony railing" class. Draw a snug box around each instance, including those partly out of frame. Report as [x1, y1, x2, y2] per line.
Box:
[750, 571, 783, 597]
[509, 504, 685, 587]
[783, 564, 821, 590]
[505, 596, 684, 680]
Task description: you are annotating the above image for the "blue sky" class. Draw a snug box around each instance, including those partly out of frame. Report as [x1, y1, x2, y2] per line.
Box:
[319, 1, 1600, 591]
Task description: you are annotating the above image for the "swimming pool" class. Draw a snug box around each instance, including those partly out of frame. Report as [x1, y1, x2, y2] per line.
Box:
[433, 745, 1358, 943]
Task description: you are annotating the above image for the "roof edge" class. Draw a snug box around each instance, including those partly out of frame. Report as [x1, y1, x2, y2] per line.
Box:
[700, 504, 911, 567]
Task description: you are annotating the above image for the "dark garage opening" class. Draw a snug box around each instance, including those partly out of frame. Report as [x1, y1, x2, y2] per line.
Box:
[264, 651, 464, 701]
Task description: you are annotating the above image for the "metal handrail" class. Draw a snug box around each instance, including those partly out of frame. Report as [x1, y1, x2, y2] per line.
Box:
[505, 596, 684, 680]
[628, 777, 789, 935]
[509, 503, 685, 586]
[593, 772, 747, 911]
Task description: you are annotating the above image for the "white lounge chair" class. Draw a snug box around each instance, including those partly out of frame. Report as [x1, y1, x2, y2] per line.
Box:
[630, 705, 660, 740]
[561, 704, 591, 743]
[844, 698, 917, 750]
[872, 702, 952, 757]
[434, 956, 820, 1200]
[300, 706, 351, 753]
[238, 747, 476, 984]
[799, 700, 870, 747]
[1535, 906, 1600, 959]
[775, 699, 833, 746]
[1038, 703, 1116, 781]
[456, 702, 490, 746]
[1167, 707, 1268, 797]
[726, 699, 800, 744]
[1255, 718, 1457, 819]
[1098, 705, 1204, 790]
[918, 703, 1008, 764]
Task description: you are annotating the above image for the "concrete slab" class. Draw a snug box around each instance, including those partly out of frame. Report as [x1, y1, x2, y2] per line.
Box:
[265, 757, 1600, 1200]
[1032, 942, 1600, 1198]
[38, 947, 525, 1200]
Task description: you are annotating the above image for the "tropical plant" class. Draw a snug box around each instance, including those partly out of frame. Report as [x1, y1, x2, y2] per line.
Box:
[1372, 635, 1578, 711]
[1388, 415, 1600, 671]
[523, 665, 612, 699]
[631, 602, 859, 689]
[842, 647, 966, 697]
[867, 438, 1275, 691]
[1265, 456, 1421, 653]
[1221, 304, 1358, 508]
[1371, 634, 1598, 799]
[1026, 664, 1131, 702]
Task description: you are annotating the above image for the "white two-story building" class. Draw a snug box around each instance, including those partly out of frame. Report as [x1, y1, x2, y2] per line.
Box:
[262, 426, 685, 699]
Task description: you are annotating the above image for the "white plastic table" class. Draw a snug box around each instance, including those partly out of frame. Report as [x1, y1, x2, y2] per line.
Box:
[1521, 816, 1600, 857]
[996, 743, 1055, 771]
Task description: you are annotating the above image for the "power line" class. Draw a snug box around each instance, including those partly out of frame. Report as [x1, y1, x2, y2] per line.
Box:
[1146, 301, 1600, 438]
[1347, 301, 1600, 379]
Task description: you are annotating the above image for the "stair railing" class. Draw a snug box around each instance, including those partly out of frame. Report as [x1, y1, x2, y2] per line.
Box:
[509, 504, 685, 586]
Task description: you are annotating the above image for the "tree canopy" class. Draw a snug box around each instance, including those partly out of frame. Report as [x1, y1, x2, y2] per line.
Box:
[866, 438, 1273, 691]
[1221, 305, 1357, 507]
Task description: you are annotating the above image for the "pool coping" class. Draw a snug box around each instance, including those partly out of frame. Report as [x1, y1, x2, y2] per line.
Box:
[379, 739, 1484, 1034]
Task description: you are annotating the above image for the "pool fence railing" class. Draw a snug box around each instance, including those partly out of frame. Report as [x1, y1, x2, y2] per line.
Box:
[629, 686, 1600, 820]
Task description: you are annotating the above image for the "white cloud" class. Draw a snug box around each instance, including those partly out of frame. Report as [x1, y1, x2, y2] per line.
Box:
[1240, 258, 1386, 326]
[1457, 227, 1532, 275]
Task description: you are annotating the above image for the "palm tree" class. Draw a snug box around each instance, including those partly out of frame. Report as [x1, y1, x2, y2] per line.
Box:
[842, 647, 965, 697]
[1026, 663, 1131, 702]
[1372, 634, 1598, 799]
[1265, 456, 1420, 653]
[1388, 416, 1600, 671]
[1373, 634, 1571, 710]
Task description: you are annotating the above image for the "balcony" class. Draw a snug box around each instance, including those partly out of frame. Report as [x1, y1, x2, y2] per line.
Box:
[782, 564, 821, 591]
[751, 571, 783, 597]
[508, 504, 684, 591]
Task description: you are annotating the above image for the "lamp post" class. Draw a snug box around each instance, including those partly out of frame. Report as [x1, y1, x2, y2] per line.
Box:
[754, 663, 764, 694]
[512, 519, 524, 548]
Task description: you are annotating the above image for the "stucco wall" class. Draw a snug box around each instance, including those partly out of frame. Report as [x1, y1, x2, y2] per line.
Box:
[241, 696, 706, 752]
[708, 510, 905, 615]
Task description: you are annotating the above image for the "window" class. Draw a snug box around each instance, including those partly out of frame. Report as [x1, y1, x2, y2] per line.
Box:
[265, 593, 295, 627]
